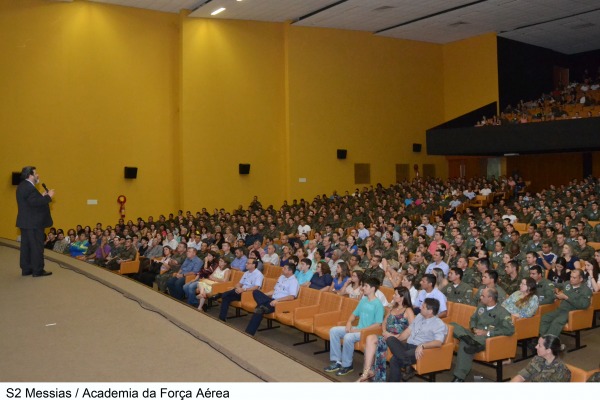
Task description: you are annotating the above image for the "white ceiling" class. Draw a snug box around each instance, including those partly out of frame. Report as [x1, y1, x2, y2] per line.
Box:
[86, 0, 600, 54]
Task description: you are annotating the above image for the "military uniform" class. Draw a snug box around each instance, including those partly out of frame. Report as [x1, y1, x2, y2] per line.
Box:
[535, 278, 556, 305]
[441, 282, 474, 305]
[362, 266, 385, 286]
[451, 304, 515, 380]
[463, 268, 482, 289]
[499, 274, 521, 296]
[539, 283, 592, 337]
[517, 356, 571, 382]
[477, 285, 507, 305]
[574, 245, 595, 262]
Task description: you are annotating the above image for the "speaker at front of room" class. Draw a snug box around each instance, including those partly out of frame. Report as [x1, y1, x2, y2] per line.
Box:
[11, 172, 21, 186]
[124, 167, 138, 179]
[412, 143, 422, 153]
[239, 164, 250, 175]
[337, 149, 347, 159]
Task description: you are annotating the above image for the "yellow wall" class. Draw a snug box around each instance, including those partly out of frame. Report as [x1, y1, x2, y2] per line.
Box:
[286, 27, 446, 199]
[0, 0, 179, 238]
[180, 17, 286, 212]
[0, 0, 499, 239]
[443, 33, 499, 121]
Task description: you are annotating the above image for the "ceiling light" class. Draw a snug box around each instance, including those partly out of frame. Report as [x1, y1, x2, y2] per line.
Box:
[211, 7, 226, 16]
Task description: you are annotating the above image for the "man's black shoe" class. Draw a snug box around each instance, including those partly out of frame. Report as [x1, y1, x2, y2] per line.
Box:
[32, 271, 52, 277]
[402, 366, 416, 381]
[461, 335, 485, 354]
[22, 271, 32, 276]
[254, 305, 270, 314]
[451, 376, 465, 382]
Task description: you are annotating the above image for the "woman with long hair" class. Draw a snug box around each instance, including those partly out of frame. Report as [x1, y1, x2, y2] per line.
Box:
[340, 270, 363, 298]
[357, 286, 415, 382]
[548, 256, 571, 286]
[501, 277, 539, 318]
[330, 262, 350, 293]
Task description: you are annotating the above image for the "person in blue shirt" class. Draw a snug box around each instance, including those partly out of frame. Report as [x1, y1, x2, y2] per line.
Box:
[295, 257, 313, 286]
[231, 247, 248, 271]
[324, 277, 385, 376]
[166, 247, 203, 300]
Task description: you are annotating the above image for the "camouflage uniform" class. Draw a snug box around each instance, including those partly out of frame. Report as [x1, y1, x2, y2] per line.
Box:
[517, 356, 571, 382]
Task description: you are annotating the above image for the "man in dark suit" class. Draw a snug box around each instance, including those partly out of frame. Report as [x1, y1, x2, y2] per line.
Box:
[16, 166, 55, 277]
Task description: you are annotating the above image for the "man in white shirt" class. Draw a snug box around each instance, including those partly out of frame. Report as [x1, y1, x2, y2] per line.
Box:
[245, 264, 299, 335]
[413, 274, 448, 318]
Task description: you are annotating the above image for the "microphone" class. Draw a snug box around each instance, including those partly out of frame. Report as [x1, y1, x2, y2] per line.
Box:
[42, 183, 49, 193]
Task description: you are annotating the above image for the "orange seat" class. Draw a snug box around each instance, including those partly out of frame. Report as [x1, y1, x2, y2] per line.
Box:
[118, 251, 140, 275]
[293, 292, 344, 345]
[513, 310, 541, 360]
[313, 297, 359, 354]
[412, 324, 455, 381]
[274, 286, 321, 327]
[566, 363, 588, 382]
[562, 302, 594, 351]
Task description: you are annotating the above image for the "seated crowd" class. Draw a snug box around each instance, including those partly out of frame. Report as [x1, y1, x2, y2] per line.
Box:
[475, 74, 600, 126]
[42, 175, 600, 382]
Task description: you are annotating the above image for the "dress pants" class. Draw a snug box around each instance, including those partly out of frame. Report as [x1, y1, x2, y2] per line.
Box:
[245, 291, 274, 335]
[219, 289, 242, 321]
[20, 228, 45, 275]
[167, 276, 186, 300]
[386, 337, 417, 382]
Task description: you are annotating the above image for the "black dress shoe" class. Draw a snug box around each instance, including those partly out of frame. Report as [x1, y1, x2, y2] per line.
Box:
[32, 271, 52, 277]
[22, 271, 32, 276]
[451, 377, 465, 382]
[402, 366, 416, 381]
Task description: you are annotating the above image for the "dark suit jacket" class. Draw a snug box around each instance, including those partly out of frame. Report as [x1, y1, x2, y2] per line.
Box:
[16, 180, 53, 229]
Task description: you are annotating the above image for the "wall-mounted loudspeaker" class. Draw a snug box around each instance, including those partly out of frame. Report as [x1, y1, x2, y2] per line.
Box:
[124, 167, 138, 179]
[337, 149, 347, 159]
[239, 164, 250, 175]
[412, 143, 422, 153]
[12, 172, 21, 186]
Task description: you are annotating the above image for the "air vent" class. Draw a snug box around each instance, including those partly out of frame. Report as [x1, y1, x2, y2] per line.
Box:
[448, 21, 469, 27]
[570, 22, 594, 30]
[372, 6, 395, 12]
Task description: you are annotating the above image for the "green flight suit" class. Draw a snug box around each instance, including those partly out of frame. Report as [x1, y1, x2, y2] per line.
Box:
[451, 304, 515, 380]
[535, 278, 556, 305]
[539, 283, 592, 337]
[441, 282, 474, 305]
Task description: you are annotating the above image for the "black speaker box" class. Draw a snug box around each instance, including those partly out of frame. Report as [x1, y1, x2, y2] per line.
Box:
[239, 164, 250, 175]
[412, 143, 422, 153]
[337, 149, 347, 159]
[12, 172, 21, 186]
[124, 167, 138, 179]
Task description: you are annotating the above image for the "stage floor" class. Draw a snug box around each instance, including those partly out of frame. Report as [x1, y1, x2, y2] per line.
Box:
[0, 241, 328, 382]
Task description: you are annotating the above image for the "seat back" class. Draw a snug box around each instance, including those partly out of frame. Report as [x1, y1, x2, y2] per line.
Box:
[298, 286, 321, 307]
[379, 286, 394, 303]
[513, 309, 541, 341]
[566, 364, 588, 382]
[240, 278, 277, 312]
[265, 265, 283, 279]
[262, 263, 275, 276]
[446, 302, 476, 329]
[592, 291, 600, 311]
[339, 297, 360, 324]
[564, 302, 594, 331]
[317, 292, 344, 314]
